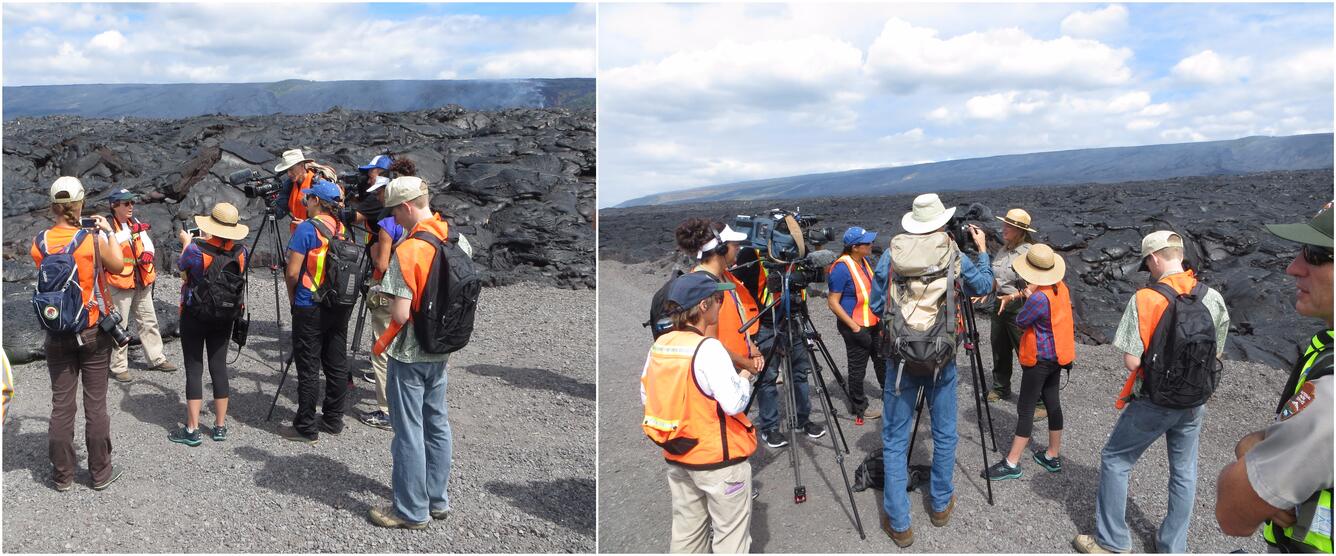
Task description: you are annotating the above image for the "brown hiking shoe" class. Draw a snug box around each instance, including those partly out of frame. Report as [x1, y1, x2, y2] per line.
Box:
[880, 508, 913, 548]
[862, 405, 883, 419]
[369, 506, 429, 530]
[147, 360, 178, 372]
[928, 495, 955, 527]
[1073, 534, 1124, 553]
[1034, 406, 1048, 421]
[111, 371, 132, 383]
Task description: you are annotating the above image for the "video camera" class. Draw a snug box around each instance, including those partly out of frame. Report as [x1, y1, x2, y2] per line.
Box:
[225, 169, 282, 203]
[339, 171, 368, 196]
[945, 202, 995, 254]
[732, 209, 836, 295]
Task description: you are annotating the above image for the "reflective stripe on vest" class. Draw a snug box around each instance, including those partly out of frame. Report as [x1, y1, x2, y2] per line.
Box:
[1019, 281, 1076, 367]
[1264, 331, 1334, 553]
[693, 265, 760, 359]
[832, 255, 877, 327]
[641, 331, 756, 469]
[1295, 331, 1333, 394]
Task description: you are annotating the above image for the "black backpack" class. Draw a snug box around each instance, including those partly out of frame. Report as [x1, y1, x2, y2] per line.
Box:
[32, 230, 92, 335]
[1141, 282, 1222, 409]
[409, 229, 480, 354]
[187, 242, 247, 324]
[643, 269, 687, 340]
[853, 451, 885, 492]
[310, 218, 364, 308]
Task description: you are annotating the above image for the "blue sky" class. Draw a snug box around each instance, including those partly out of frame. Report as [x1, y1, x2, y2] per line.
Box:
[3, 2, 594, 86]
[599, 3, 1334, 207]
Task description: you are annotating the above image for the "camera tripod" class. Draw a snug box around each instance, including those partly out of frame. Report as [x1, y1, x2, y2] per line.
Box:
[243, 204, 290, 422]
[744, 263, 866, 539]
[903, 278, 998, 505]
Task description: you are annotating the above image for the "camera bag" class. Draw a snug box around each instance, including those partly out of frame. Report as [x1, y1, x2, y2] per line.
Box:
[189, 241, 247, 324]
[310, 218, 365, 308]
[885, 232, 963, 393]
[31, 229, 92, 335]
[409, 228, 480, 354]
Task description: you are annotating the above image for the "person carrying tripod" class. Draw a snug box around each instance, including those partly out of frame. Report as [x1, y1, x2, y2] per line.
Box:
[827, 226, 887, 422]
[105, 188, 175, 382]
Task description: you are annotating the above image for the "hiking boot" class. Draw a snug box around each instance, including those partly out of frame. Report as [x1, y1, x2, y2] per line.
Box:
[279, 425, 318, 445]
[168, 426, 203, 447]
[880, 509, 913, 548]
[986, 389, 1010, 402]
[1073, 534, 1123, 553]
[803, 422, 827, 439]
[928, 496, 955, 527]
[111, 371, 132, 383]
[91, 465, 124, 491]
[52, 477, 74, 492]
[369, 505, 429, 530]
[147, 360, 178, 372]
[1033, 405, 1048, 421]
[1033, 450, 1062, 473]
[211, 425, 229, 442]
[430, 508, 449, 520]
[862, 405, 883, 419]
[761, 429, 789, 449]
[359, 410, 393, 431]
[983, 460, 1022, 481]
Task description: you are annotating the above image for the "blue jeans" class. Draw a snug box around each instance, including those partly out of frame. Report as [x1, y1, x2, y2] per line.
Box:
[754, 320, 813, 431]
[386, 357, 452, 524]
[1094, 399, 1205, 553]
[881, 362, 959, 532]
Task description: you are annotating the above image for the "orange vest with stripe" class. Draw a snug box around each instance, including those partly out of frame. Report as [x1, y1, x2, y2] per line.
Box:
[30, 225, 106, 328]
[1115, 270, 1201, 408]
[372, 217, 450, 357]
[106, 218, 157, 289]
[1019, 281, 1076, 366]
[642, 331, 757, 469]
[694, 265, 760, 360]
[297, 214, 344, 296]
[830, 255, 878, 327]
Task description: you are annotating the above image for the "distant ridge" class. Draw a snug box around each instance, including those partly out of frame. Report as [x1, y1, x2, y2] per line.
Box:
[617, 133, 1334, 207]
[3, 78, 594, 120]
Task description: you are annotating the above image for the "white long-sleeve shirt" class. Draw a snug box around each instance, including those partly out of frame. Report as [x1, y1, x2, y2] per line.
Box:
[641, 337, 751, 416]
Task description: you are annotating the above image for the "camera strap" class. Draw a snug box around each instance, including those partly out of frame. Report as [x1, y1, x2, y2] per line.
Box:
[89, 228, 112, 316]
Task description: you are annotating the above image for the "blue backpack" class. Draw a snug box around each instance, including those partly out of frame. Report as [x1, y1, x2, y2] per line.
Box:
[32, 230, 91, 334]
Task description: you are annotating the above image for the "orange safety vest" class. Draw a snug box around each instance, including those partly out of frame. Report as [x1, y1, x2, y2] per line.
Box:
[30, 225, 107, 329]
[106, 218, 157, 289]
[287, 171, 315, 233]
[830, 254, 878, 327]
[641, 330, 757, 469]
[372, 216, 450, 357]
[1019, 281, 1075, 366]
[1115, 270, 1202, 408]
[693, 265, 760, 360]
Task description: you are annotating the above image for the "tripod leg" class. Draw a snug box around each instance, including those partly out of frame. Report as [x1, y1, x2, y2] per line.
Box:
[804, 341, 850, 455]
[266, 353, 296, 422]
[804, 331, 867, 539]
[966, 357, 995, 506]
[975, 348, 998, 451]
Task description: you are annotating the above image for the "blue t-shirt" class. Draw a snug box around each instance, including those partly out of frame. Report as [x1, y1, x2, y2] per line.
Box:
[826, 260, 859, 317]
[378, 216, 406, 244]
[287, 219, 326, 307]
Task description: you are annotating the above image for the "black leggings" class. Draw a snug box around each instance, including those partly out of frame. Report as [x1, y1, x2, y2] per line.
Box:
[1015, 360, 1064, 438]
[180, 311, 231, 400]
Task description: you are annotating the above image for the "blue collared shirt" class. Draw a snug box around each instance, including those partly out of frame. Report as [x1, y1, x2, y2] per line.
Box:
[871, 248, 994, 317]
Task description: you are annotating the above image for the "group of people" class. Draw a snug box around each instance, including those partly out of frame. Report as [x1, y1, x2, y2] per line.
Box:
[27, 149, 471, 530]
[639, 191, 1333, 554]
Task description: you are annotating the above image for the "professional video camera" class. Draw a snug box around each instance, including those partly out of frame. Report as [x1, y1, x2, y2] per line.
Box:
[225, 169, 282, 204]
[945, 202, 996, 254]
[732, 209, 836, 294]
[339, 171, 368, 195]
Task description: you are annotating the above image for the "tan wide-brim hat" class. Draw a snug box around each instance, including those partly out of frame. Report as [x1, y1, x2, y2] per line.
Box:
[1012, 243, 1066, 286]
[996, 208, 1038, 233]
[902, 193, 956, 234]
[273, 149, 313, 173]
[195, 202, 250, 240]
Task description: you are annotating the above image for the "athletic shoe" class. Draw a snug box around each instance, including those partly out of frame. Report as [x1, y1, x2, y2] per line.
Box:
[53, 477, 74, 492]
[111, 371, 132, 383]
[211, 425, 228, 442]
[803, 422, 827, 439]
[147, 360, 178, 372]
[1033, 450, 1062, 473]
[279, 425, 318, 445]
[369, 506, 429, 530]
[359, 410, 393, 431]
[861, 405, 883, 419]
[91, 465, 124, 491]
[169, 426, 203, 447]
[1033, 405, 1048, 421]
[983, 460, 1022, 481]
[761, 429, 789, 448]
[1073, 534, 1124, 553]
[361, 371, 377, 384]
[430, 508, 449, 520]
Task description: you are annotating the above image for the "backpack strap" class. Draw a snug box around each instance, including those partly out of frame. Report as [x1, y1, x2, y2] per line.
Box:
[309, 217, 342, 241]
[1146, 281, 1180, 303]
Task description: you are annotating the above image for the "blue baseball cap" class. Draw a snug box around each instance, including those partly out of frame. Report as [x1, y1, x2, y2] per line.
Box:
[301, 179, 343, 203]
[358, 155, 392, 171]
[108, 188, 136, 203]
[667, 272, 735, 313]
[842, 226, 877, 245]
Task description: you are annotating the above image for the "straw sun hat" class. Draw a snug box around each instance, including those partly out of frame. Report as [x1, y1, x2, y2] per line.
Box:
[1011, 243, 1066, 286]
[194, 203, 250, 240]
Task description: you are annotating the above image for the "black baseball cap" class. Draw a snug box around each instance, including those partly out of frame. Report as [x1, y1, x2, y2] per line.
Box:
[667, 272, 734, 313]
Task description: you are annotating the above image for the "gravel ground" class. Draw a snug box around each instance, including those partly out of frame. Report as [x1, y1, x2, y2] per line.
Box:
[599, 259, 1287, 553]
[3, 273, 594, 553]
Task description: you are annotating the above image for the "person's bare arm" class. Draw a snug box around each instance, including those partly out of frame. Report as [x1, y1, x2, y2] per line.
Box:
[93, 216, 125, 273]
[390, 296, 411, 325]
[1216, 458, 1286, 536]
[373, 229, 393, 276]
[1123, 352, 1141, 373]
[284, 251, 303, 304]
[827, 291, 860, 332]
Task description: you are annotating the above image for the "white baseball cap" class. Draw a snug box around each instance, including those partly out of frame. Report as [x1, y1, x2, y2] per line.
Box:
[366, 176, 391, 194]
[50, 176, 85, 204]
[383, 176, 428, 208]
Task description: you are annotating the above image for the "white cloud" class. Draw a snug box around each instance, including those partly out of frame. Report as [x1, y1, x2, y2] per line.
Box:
[1172, 50, 1251, 84]
[965, 91, 1049, 120]
[87, 30, 127, 52]
[477, 48, 596, 79]
[864, 18, 1133, 93]
[1060, 5, 1129, 38]
[1260, 47, 1334, 89]
[926, 106, 952, 121]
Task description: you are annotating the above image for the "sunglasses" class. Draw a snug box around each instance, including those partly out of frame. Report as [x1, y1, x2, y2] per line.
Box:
[1302, 244, 1333, 266]
[113, 201, 133, 207]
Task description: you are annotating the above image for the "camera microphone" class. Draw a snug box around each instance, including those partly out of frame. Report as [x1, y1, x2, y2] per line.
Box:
[803, 249, 837, 269]
[225, 168, 261, 185]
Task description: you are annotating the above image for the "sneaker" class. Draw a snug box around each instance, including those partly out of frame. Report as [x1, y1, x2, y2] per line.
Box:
[1073, 534, 1123, 554]
[211, 425, 229, 442]
[983, 460, 1022, 481]
[168, 426, 203, 447]
[928, 495, 955, 527]
[369, 505, 429, 530]
[803, 422, 827, 439]
[91, 465, 124, 491]
[430, 508, 449, 520]
[359, 410, 393, 431]
[761, 429, 789, 448]
[1033, 405, 1048, 421]
[53, 477, 74, 492]
[1033, 450, 1062, 473]
[111, 371, 132, 383]
[147, 360, 178, 372]
[861, 405, 883, 419]
[279, 425, 318, 445]
[361, 371, 377, 384]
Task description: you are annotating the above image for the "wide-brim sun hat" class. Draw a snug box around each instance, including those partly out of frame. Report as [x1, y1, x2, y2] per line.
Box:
[273, 149, 313, 173]
[902, 193, 956, 234]
[194, 202, 250, 240]
[996, 208, 1038, 233]
[1012, 243, 1066, 286]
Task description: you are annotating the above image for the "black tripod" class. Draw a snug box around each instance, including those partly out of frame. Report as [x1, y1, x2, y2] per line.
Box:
[903, 283, 998, 505]
[244, 205, 292, 422]
[746, 263, 866, 539]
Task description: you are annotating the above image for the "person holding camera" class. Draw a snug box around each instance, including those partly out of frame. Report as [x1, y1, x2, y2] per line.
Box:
[358, 174, 405, 430]
[279, 179, 354, 444]
[828, 226, 887, 421]
[168, 203, 250, 446]
[30, 176, 127, 491]
[105, 188, 175, 383]
[674, 219, 764, 374]
[641, 272, 757, 553]
[275, 148, 343, 234]
[987, 209, 1037, 412]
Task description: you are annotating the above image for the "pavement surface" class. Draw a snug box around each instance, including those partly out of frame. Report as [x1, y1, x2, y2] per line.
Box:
[599, 259, 1289, 553]
[3, 274, 595, 553]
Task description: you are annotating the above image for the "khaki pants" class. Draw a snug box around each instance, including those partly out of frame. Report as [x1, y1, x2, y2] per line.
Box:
[667, 461, 752, 554]
[368, 289, 393, 414]
[110, 284, 166, 374]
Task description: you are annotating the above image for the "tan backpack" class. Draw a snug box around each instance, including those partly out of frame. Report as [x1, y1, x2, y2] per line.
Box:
[885, 231, 962, 392]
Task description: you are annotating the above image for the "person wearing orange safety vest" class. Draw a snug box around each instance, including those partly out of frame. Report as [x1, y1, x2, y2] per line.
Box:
[1217, 204, 1334, 554]
[274, 148, 344, 233]
[827, 226, 887, 422]
[641, 272, 757, 553]
[674, 218, 764, 376]
[1074, 230, 1230, 554]
[104, 188, 175, 382]
[983, 244, 1073, 482]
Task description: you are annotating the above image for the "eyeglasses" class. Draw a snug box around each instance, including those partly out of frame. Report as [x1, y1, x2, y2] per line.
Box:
[1302, 244, 1333, 266]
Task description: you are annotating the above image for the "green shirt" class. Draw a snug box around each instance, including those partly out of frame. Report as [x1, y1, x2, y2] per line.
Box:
[1112, 272, 1231, 358]
[379, 232, 474, 364]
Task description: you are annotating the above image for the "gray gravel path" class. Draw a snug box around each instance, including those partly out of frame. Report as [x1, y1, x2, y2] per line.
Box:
[4, 273, 594, 553]
[599, 259, 1285, 553]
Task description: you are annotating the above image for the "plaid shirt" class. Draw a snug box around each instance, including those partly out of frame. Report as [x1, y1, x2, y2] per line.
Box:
[1015, 291, 1057, 363]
